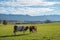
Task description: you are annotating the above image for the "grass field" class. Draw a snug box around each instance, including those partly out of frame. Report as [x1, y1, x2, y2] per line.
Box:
[0, 22, 60, 40]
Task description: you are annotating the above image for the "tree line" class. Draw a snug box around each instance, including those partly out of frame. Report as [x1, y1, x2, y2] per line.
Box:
[0, 20, 52, 25]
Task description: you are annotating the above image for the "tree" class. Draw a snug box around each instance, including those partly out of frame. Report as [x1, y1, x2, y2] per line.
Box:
[3, 20, 8, 25]
[45, 20, 51, 23]
[0, 20, 2, 24]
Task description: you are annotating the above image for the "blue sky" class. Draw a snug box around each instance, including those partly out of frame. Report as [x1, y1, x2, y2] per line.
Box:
[0, 0, 60, 16]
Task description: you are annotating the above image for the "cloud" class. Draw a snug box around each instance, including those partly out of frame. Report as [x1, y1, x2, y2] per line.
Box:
[0, 0, 60, 16]
[0, 0, 60, 6]
[0, 7, 54, 16]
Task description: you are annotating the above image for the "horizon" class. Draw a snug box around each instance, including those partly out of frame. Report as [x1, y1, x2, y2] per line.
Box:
[0, 13, 60, 16]
[0, 0, 60, 16]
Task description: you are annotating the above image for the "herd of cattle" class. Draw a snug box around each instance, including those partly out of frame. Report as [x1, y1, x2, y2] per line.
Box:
[13, 25, 37, 35]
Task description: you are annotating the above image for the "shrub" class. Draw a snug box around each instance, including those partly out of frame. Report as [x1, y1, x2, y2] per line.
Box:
[3, 20, 8, 25]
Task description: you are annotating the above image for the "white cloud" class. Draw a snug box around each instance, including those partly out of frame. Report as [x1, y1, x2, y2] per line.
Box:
[0, 7, 7, 13]
[0, 0, 60, 6]
[0, 0, 60, 16]
[0, 7, 54, 16]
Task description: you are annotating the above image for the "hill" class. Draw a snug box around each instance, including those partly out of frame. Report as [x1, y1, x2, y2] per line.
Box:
[0, 14, 60, 21]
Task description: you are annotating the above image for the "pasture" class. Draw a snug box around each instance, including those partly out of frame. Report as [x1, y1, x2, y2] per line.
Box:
[0, 22, 60, 40]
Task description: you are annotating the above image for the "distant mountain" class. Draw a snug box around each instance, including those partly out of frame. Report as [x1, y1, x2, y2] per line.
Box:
[0, 14, 60, 21]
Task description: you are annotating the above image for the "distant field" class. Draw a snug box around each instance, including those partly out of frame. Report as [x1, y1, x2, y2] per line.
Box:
[0, 22, 60, 40]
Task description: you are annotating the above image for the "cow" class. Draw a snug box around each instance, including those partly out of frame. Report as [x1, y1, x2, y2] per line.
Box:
[29, 26, 37, 33]
[13, 25, 37, 35]
[13, 25, 29, 35]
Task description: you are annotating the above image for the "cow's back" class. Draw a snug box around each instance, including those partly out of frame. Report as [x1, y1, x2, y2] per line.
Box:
[17, 26, 23, 31]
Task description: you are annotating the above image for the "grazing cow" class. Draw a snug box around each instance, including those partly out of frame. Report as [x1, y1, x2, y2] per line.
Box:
[13, 25, 29, 35]
[29, 26, 37, 33]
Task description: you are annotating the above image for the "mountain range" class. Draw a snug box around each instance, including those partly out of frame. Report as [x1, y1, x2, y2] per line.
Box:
[0, 14, 60, 21]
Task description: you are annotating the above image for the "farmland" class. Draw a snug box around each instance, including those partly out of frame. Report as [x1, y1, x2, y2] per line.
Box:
[0, 22, 60, 40]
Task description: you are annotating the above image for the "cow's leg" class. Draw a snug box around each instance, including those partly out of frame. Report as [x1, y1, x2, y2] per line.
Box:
[23, 30, 25, 34]
[14, 25, 17, 35]
[29, 28, 33, 33]
[22, 28, 26, 34]
[13, 31, 16, 35]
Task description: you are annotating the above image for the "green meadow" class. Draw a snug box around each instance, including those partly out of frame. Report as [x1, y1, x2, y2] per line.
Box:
[0, 22, 60, 40]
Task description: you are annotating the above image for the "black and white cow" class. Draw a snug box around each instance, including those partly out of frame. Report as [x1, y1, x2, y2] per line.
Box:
[13, 25, 37, 35]
[13, 25, 29, 35]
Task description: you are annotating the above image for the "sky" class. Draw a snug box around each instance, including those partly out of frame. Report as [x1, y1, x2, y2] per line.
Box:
[0, 0, 60, 16]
